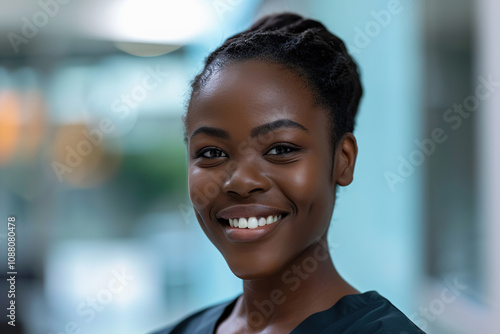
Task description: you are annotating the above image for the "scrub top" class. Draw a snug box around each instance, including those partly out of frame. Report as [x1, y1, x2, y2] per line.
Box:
[151, 291, 426, 334]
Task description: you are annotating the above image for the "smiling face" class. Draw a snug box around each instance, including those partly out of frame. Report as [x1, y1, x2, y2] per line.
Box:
[186, 60, 355, 279]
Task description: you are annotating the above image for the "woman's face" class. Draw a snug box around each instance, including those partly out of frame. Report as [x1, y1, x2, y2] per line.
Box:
[186, 60, 347, 279]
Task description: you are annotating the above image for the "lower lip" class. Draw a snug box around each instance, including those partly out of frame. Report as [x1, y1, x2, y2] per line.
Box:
[222, 216, 286, 243]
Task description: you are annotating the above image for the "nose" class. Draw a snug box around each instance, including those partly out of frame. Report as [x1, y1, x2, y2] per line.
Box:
[222, 159, 271, 198]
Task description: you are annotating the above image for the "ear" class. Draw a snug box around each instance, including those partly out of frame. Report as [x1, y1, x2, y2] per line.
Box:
[333, 133, 358, 186]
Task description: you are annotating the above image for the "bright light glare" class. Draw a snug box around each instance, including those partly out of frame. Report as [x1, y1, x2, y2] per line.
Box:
[107, 0, 216, 44]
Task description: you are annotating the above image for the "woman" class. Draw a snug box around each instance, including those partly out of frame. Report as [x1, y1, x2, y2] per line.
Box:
[153, 12, 425, 334]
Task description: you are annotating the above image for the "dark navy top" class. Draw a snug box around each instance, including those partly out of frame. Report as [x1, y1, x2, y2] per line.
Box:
[151, 291, 425, 334]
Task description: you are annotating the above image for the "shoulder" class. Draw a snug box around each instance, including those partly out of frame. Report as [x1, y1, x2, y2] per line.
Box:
[331, 291, 426, 334]
[149, 297, 238, 334]
[294, 291, 426, 334]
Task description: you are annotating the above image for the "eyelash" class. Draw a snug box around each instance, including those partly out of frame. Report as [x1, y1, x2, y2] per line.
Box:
[194, 147, 227, 159]
[194, 143, 300, 159]
[266, 143, 300, 156]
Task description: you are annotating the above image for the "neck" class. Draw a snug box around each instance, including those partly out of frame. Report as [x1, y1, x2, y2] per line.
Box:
[235, 238, 358, 332]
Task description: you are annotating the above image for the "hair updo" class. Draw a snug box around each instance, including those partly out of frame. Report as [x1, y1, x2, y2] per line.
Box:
[185, 12, 363, 152]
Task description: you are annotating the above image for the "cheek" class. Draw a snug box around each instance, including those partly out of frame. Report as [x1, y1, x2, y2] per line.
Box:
[275, 159, 332, 210]
[188, 167, 220, 211]
[274, 158, 334, 243]
[188, 168, 223, 245]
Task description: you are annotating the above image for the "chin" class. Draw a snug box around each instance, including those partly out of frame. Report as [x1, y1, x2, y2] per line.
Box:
[223, 253, 287, 280]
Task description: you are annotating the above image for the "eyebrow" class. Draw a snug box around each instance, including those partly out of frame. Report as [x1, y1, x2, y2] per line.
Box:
[250, 119, 308, 138]
[190, 119, 309, 140]
[190, 126, 230, 140]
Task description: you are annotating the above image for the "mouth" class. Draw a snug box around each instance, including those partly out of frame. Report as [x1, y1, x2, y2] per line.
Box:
[215, 205, 289, 242]
[218, 214, 285, 229]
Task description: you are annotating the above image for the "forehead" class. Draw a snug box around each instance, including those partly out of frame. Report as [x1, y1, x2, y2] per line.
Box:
[186, 60, 328, 135]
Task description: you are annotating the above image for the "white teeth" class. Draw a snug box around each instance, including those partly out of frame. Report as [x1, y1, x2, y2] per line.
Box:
[247, 217, 258, 229]
[238, 218, 248, 228]
[227, 215, 285, 228]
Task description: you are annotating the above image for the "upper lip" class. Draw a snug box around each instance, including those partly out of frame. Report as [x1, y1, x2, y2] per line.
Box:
[216, 204, 289, 220]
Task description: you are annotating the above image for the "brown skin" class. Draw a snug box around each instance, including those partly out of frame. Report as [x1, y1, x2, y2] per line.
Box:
[186, 60, 359, 334]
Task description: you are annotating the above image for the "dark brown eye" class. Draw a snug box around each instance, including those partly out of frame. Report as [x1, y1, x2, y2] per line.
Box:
[197, 147, 227, 159]
[266, 144, 299, 156]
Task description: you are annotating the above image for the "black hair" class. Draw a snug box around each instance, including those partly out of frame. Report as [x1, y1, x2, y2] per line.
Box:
[185, 12, 363, 152]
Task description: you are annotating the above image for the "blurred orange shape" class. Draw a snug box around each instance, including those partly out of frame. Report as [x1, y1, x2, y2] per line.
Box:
[0, 91, 21, 166]
[50, 122, 122, 187]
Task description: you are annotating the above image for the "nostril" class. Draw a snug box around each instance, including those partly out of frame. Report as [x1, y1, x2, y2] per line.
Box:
[225, 189, 264, 198]
[223, 178, 270, 198]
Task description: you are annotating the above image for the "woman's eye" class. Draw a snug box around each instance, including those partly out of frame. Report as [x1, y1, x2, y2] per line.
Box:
[266, 144, 299, 155]
[197, 147, 227, 159]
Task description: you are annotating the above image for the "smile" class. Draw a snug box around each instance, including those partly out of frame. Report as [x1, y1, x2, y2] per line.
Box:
[228, 215, 282, 229]
[215, 205, 289, 242]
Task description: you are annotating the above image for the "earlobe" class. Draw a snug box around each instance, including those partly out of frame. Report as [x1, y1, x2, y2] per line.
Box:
[334, 133, 358, 186]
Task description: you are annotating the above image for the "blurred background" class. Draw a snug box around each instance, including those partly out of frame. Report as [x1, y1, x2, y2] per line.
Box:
[0, 0, 498, 333]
